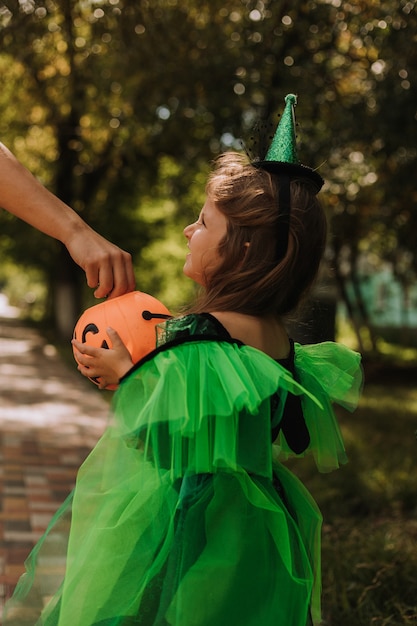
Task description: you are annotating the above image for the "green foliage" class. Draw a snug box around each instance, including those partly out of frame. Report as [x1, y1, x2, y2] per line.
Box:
[0, 259, 47, 320]
[132, 156, 209, 311]
[0, 0, 416, 323]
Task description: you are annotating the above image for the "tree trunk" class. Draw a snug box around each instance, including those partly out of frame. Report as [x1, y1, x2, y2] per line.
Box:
[52, 245, 83, 339]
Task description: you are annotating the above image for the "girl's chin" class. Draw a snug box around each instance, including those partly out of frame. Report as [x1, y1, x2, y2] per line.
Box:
[183, 263, 195, 282]
[183, 258, 191, 275]
[183, 264, 205, 286]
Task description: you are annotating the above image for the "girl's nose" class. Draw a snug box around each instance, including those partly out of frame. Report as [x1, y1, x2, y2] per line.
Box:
[183, 223, 194, 238]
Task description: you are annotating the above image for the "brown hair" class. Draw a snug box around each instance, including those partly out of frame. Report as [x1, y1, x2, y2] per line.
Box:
[188, 152, 327, 317]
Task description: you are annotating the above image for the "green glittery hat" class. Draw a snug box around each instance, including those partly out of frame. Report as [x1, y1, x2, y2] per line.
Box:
[255, 93, 324, 192]
[253, 94, 324, 260]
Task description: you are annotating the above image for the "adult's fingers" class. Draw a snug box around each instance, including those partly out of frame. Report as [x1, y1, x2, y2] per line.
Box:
[93, 251, 135, 299]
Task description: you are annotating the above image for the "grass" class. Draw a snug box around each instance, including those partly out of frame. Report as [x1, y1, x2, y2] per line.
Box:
[290, 337, 417, 625]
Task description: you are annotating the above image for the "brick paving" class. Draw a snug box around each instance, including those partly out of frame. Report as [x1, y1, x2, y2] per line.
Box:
[0, 308, 109, 617]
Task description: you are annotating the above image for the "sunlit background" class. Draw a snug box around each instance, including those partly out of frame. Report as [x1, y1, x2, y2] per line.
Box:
[0, 2, 417, 624]
[0, 0, 416, 347]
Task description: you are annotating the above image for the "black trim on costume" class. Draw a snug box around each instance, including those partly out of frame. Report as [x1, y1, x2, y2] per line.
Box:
[119, 312, 310, 455]
[119, 333, 244, 383]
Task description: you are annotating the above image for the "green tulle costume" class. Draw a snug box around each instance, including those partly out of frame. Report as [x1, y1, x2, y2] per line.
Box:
[4, 314, 362, 626]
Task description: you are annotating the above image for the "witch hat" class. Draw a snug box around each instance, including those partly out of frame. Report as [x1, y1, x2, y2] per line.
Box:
[255, 93, 324, 192]
[253, 94, 324, 260]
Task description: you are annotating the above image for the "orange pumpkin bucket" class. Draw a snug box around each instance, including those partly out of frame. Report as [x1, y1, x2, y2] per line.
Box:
[73, 291, 171, 389]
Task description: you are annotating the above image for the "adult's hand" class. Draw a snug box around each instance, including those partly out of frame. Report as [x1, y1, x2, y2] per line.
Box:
[64, 226, 135, 299]
[0, 142, 136, 298]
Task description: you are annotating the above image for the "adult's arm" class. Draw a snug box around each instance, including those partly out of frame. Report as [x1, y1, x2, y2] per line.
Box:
[0, 142, 136, 298]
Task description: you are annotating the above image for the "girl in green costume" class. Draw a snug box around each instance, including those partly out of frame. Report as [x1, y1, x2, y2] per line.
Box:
[4, 95, 362, 626]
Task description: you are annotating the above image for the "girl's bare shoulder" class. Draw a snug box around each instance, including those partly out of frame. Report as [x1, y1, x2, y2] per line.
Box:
[209, 311, 290, 360]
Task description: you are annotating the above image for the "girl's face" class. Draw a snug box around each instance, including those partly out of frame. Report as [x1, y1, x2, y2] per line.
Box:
[183, 197, 228, 286]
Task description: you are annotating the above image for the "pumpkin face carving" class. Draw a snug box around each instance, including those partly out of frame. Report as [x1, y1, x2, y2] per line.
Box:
[73, 291, 171, 389]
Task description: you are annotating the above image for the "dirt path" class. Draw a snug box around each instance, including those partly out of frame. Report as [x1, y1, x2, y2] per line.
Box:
[0, 311, 109, 614]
